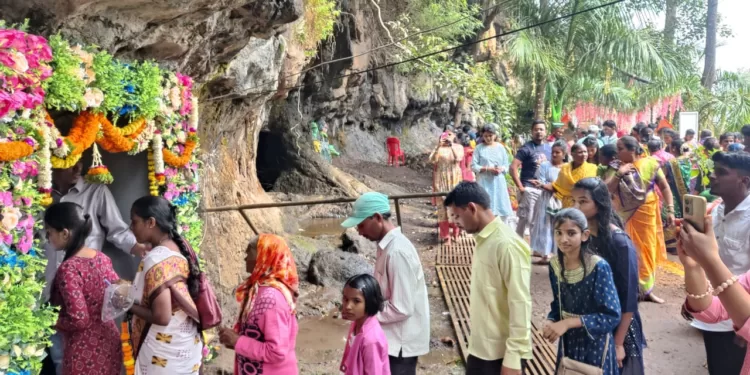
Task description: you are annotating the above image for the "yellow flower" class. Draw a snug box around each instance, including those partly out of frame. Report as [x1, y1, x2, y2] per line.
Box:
[23, 345, 36, 357]
[0, 353, 9, 369]
[12, 345, 22, 357]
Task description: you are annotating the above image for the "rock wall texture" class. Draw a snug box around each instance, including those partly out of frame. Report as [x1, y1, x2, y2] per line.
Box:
[0, 0, 478, 329]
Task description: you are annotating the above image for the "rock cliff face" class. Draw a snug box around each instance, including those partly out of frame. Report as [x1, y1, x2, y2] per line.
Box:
[1, 0, 459, 327]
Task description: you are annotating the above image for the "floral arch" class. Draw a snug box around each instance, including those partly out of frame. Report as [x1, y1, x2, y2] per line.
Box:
[0, 24, 203, 374]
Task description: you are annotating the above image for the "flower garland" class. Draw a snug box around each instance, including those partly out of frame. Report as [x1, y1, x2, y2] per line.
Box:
[95, 114, 145, 153]
[48, 111, 99, 167]
[162, 132, 197, 168]
[0, 140, 34, 162]
[147, 148, 159, 196]
[121, 321, 135, 375]
[37, 116, 53, 204]
[151, 132, 165, 183]
[85, 144, 113, 184]
[128, 120, 155, 155]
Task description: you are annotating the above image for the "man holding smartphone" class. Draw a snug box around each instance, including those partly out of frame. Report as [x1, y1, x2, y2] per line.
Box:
[687, 151, 750, 374]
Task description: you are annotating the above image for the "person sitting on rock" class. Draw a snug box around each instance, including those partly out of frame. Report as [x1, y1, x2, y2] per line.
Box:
[341, 192, 430, 375]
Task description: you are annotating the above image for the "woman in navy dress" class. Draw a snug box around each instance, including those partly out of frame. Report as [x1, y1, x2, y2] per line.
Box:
[572, 178, 646, 374]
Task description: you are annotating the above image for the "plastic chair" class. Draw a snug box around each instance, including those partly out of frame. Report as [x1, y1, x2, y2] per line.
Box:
[386, 137, 405, 166]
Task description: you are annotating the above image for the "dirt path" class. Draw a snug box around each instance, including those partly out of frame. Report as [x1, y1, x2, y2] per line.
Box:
[215, 159, 708, 374]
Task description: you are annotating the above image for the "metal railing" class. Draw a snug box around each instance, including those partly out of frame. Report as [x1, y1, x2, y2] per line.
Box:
[202, 192, 449, 234]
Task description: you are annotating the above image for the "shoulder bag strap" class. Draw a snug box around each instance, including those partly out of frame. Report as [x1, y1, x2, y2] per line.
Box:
[556, 261, 565, 358]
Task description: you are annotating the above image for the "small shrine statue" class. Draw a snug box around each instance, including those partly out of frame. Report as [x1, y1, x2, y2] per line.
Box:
[310, 121, 322, 153]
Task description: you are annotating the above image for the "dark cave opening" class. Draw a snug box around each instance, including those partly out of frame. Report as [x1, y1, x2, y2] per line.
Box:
[256, 130, 292, 192]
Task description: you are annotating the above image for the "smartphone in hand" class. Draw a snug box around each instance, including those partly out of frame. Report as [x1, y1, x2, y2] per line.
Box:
[683, 194, 707, 233]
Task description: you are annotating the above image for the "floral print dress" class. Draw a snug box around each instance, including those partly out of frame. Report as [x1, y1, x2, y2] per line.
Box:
[548, 255, 621, 375]
[52, 252, 122, 375]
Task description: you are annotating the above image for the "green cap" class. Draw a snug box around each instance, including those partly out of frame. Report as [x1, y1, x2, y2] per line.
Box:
[341, 192, 391, 228]
[552, 122, 565, 128]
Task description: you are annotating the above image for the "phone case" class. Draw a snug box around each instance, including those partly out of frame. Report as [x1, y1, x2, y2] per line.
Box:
[683, 194, 707, 233]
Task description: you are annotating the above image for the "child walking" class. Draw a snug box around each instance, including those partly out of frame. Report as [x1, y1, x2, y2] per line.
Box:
[340, 274, 390, 375]
[544, 208, 621, 375]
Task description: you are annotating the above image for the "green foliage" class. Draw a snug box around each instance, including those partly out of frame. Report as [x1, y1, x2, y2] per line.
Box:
[91, 51, 129, 114]
[682, 71, 750, 135]
[128, 61, 163, 120]
[296, 0, 340, 57]
[0, 163, 58, 374]
[43, 35, 86, 111]
[385, 0, 515, 129]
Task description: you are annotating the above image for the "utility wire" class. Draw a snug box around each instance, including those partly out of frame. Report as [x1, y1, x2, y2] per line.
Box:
[206, 0, 625, 102]
[206, 0, 518, 102]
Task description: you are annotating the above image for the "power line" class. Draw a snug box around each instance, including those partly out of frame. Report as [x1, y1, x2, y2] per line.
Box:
[206, 0, 625, 102]
[206, 0, 518, 102]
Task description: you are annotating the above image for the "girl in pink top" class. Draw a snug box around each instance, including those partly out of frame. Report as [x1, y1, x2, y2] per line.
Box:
[340, 274, 390, 375]
[680, 215, 750, 375]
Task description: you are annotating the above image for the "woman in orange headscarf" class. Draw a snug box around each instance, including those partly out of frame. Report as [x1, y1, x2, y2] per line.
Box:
[219, 234, 300, 374]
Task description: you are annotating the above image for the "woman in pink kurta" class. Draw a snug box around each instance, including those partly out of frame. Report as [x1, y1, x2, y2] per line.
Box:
[45, 202, 122, 375]
[219, 234, 299, 374]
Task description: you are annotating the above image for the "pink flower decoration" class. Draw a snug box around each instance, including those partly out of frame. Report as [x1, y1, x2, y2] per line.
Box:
[164, 192, 175, 201]
[0, 191, 13, 206]
[2, 233, 12, 245]
[11, 161, 25, 176]
[18, 234, 32, 254]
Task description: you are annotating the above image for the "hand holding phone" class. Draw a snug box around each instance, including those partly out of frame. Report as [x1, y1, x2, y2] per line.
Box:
[682, 194, 707, 233]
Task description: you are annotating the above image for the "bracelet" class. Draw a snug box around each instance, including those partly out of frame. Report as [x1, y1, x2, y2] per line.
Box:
[714, 276, 740, 296]
[686, 280, 713, 299]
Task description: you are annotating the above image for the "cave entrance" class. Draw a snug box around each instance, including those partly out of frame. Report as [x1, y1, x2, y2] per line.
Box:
[256, 130, 291, 192]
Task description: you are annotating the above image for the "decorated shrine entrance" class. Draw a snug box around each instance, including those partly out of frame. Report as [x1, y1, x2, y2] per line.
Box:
[0, 25, 204, 375]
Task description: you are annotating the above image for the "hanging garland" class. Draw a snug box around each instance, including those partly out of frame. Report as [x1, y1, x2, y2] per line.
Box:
[121, 321, 135, 375]
[85, 143, 114, 184]
[96, 115, 146, 153]
[162, 132, 197, 168]
[151, 133, 165, 184]
[50, 152, 82, 169]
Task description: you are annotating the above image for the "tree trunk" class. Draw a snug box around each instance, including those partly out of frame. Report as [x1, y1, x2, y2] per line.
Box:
[701, 0, 718, 89]
[534, 76, 547, 120]
[663, 0, 678, 46]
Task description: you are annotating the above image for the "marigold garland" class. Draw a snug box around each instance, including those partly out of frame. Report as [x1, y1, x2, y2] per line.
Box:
[121, 321, 135, 375]
[62, 111, 100, 156]
[162, 132, 197, 168]
[147, 148, 160, 196]
[0, 141, 34, 162]
[96, 114, 145, 153]
[50, 152, 82, 169]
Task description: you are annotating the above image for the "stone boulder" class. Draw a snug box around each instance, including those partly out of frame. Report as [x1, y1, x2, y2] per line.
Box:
[308, 249, 373, 287]
[340, 228, 377, 260]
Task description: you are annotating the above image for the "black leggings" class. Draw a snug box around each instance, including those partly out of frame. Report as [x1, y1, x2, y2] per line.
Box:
[702, 330, 746, 375]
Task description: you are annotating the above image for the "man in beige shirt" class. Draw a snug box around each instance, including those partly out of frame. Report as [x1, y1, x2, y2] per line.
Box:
[342, 192, 430, 375]
[445, 181, 532, 375]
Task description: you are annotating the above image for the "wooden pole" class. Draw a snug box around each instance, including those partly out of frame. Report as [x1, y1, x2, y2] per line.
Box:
[394, 198, 402, 227]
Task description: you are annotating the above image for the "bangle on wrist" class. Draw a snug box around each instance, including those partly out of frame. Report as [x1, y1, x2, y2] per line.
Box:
[714, 275, 740, 296]
[686, 280, 713, 299]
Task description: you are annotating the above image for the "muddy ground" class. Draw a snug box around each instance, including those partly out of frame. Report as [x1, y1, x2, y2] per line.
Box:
[209, 159, 708, 374]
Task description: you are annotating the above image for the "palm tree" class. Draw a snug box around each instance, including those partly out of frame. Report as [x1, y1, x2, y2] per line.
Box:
[507, 0, 681, 120]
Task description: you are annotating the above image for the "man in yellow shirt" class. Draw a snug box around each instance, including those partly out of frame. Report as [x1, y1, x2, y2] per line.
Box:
[444, 182, 533, 374]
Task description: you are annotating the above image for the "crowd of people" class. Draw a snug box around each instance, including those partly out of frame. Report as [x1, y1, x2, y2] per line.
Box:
[427, 119, 750, 375]
[38, 119, 750, 375]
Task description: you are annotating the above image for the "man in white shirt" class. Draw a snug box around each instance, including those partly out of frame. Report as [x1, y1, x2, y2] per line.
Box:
[342, 192, 430, 375]
[42, 161, 147, 375]
[689, 151, 750, 374]
[600, 120, 618, 145]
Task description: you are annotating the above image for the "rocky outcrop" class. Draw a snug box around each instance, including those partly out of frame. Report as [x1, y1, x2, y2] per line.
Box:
[308, 249, 373, 287]
[340, 228, 377, 260]
[0, 0, 477, 332]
